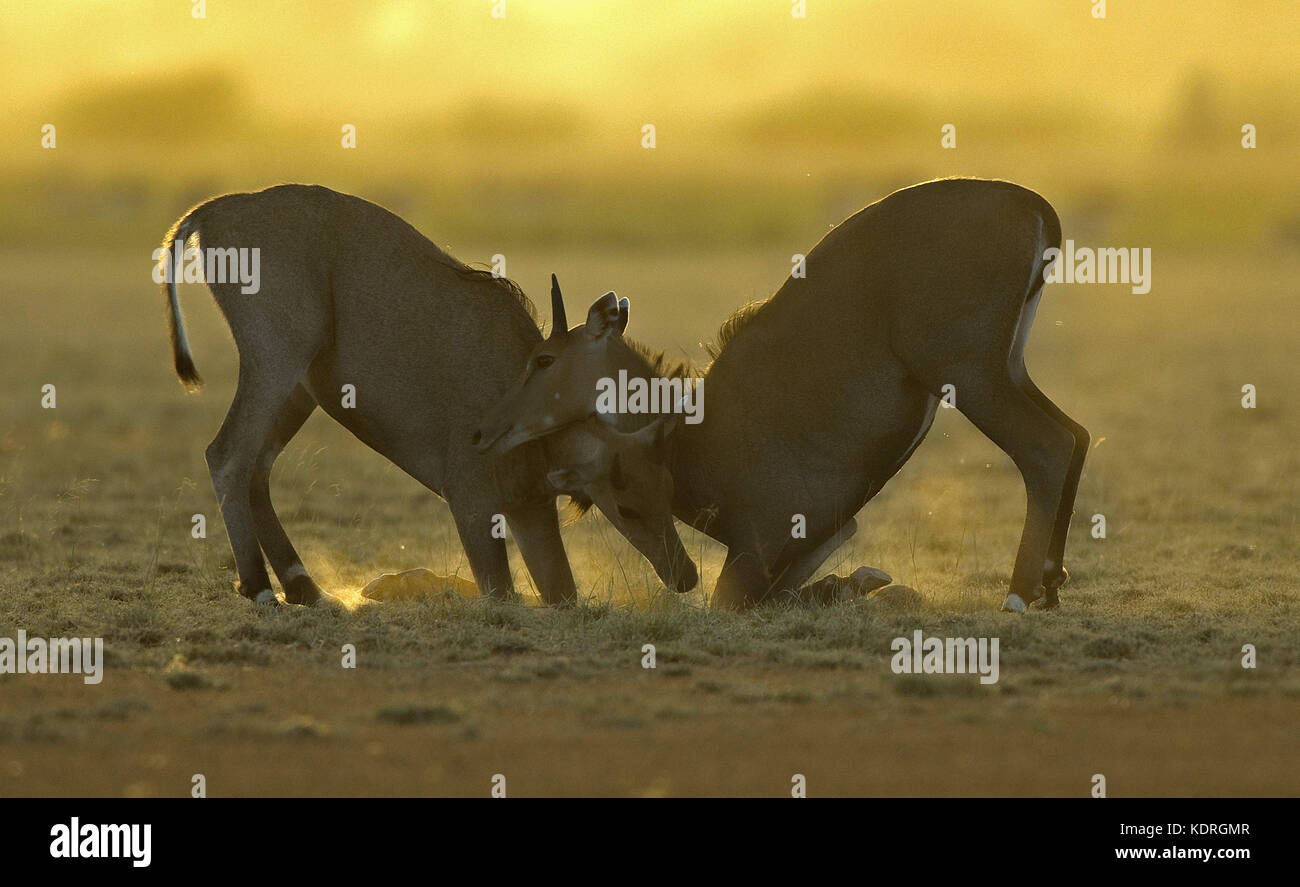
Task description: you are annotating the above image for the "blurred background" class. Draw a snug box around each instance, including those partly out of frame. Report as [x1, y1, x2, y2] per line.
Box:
[3, 0, 1297, 253]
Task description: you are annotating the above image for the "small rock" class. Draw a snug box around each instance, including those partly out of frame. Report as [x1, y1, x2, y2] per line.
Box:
[789, 566, 894, 604]
[863, 584, 922, 608]
[361, 568, 477, 601]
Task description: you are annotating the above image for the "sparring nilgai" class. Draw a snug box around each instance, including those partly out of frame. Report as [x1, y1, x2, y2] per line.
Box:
[159, 184, 695, 606]
[477, 179, 1089, 613]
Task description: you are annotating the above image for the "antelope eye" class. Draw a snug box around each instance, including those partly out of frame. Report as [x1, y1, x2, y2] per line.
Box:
[617, 505, 643, 521]
[535, 354, 555, 369]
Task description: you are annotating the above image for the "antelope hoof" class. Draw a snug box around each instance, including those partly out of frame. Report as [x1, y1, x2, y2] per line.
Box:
[252, 589, 281, 607]
[863, 584, 922, 608]
[1000, 593, 1027, 614]
[1043, 565, 1069, 590]
[284, 574, 323, 606]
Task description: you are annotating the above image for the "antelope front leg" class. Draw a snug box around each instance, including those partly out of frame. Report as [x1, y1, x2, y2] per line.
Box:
[448, 504, 516, 601]
[505, 501, 578, 606]
[711, 548, 771, 610]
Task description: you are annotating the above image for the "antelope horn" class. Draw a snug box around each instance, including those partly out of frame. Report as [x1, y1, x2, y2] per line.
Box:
[550, 274, 568, 335]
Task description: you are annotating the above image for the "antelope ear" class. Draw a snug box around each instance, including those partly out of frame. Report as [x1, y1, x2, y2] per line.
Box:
[546, 454, 603, 491]
[647, 413, 680, 456]
[616, 297, 630, 334]
[620, 412, 678, 454]
[585, 292, 623, 339]
[654, 412, 680, 451]
[546, 467, 585, 492]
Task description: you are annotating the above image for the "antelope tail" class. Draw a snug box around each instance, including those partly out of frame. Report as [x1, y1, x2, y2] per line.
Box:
[160, 212, 203, 390]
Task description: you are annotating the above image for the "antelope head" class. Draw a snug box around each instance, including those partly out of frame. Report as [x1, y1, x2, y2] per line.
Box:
[544, 415, 697, 594]
[474, 274, 630, 454]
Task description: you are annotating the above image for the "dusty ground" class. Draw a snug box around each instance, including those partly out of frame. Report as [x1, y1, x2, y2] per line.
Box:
[0, 247, 1296, 797]
[5, 666, 1297, 797]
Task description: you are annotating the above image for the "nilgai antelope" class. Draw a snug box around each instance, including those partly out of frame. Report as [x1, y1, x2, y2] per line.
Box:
[476, 178, 1090, 612]
[159, 184, 695, 607]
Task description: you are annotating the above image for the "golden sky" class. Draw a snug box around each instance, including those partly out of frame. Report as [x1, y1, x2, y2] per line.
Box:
[3, 0, 1295, 124]
[2, 1, 1294, 251]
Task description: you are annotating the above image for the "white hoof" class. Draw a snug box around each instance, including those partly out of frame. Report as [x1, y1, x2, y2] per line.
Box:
[253, 589, 281, 607]
[1000, 593, 1027, 614]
